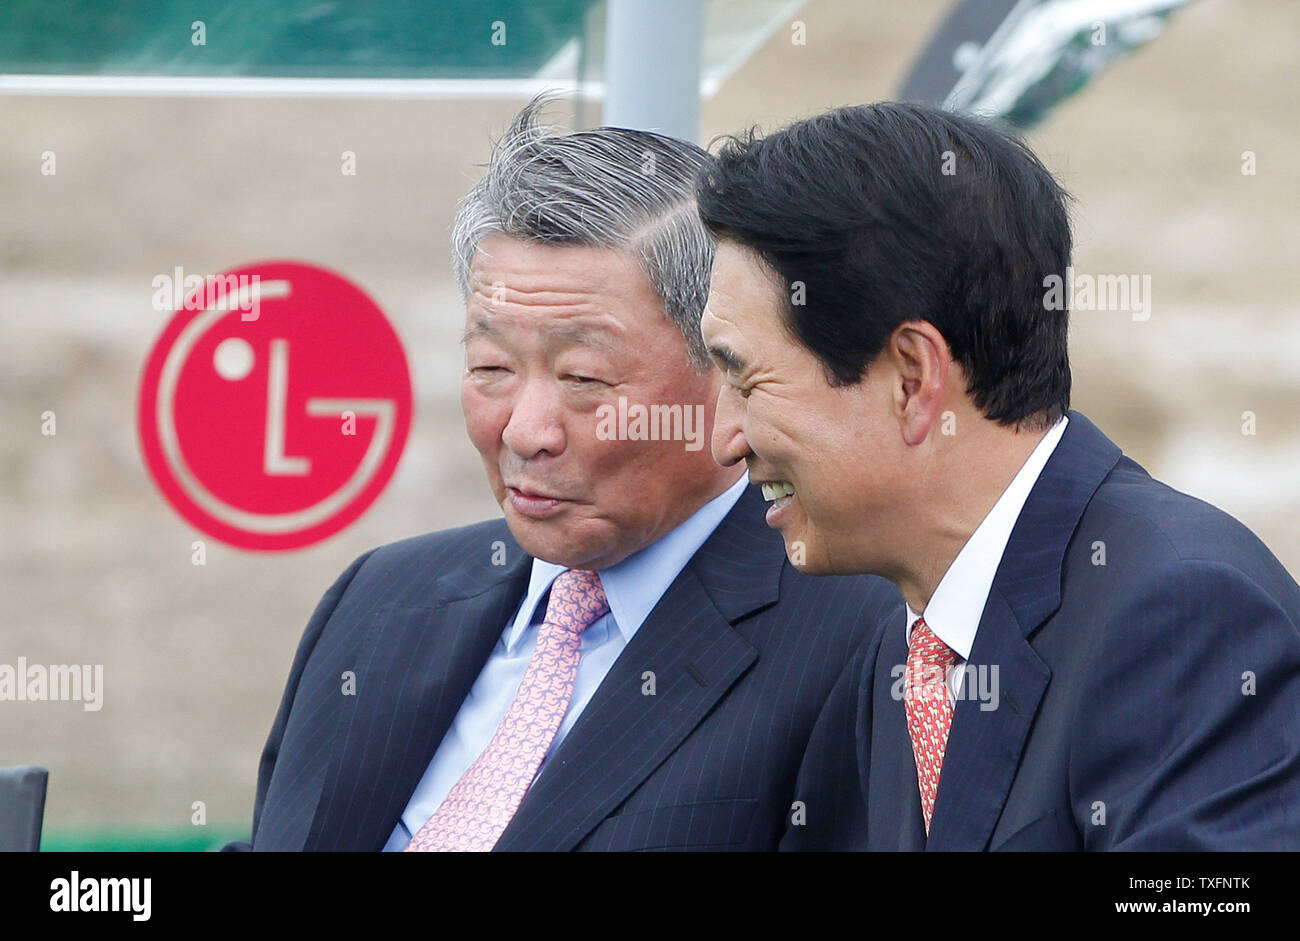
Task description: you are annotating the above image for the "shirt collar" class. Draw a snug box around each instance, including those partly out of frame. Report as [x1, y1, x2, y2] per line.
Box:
[506, 472, 749, 653]
[904, 416, 1069, 659]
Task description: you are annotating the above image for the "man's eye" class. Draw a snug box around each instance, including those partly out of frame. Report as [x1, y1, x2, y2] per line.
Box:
[471, 365, 508, 375]
[562, 374, 602, 386]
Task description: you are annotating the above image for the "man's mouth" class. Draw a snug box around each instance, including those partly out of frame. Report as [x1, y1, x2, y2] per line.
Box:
[505, 485, 572, 520]
[759, 481, 795, 510]
[509, 485, 568, 500]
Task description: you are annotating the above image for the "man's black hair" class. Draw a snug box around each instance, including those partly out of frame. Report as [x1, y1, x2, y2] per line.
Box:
[696, 101, 1073, 429]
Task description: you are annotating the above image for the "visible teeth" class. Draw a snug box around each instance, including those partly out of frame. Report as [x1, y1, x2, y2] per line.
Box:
[761, 482, 795, 503]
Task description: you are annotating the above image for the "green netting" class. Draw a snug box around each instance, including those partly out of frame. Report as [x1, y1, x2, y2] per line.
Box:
[0, 0, 595, 78]
[40, 826, 249, 852]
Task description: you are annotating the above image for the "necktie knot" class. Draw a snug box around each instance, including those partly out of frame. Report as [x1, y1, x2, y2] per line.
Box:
[908, 617, 956, 668]
[543, 569, 609, 635]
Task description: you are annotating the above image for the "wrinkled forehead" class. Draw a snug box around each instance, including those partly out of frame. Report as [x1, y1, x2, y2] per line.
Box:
[462, 307, 624, 355]
[468, 233, 644, 298]
[463, 238, 665, 352]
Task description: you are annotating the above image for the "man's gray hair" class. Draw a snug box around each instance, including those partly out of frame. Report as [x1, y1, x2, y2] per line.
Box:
[452, 94, 716, 369]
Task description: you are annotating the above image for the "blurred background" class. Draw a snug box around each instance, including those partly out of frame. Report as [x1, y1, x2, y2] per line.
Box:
[1, 0, 1296, 849]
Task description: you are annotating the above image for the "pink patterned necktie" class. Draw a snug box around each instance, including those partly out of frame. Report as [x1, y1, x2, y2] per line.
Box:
[904, 616, 956, 836]
[404, 569, 609, 852]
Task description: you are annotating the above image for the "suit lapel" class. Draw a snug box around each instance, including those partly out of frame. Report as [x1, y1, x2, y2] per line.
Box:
[869, 602, 928, 850]
[924, 411, 1123, 850]
[494, 484, 782, 851]
[923, 591, 1050, 850]
[305, 535, 531, 851]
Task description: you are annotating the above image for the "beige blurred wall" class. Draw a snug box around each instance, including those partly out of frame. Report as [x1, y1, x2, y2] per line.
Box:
[1, 0, 1296, 833]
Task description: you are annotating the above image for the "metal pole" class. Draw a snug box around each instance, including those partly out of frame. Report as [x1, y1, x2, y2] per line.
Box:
[602, 0, 704, 141]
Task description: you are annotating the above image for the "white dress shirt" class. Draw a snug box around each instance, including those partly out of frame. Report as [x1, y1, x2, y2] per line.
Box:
[904, 416, 1068, 700]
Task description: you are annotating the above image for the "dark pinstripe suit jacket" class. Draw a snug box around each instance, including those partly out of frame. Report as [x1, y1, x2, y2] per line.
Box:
[783, 411, 1300, 851]
[231, 484, 900, 851]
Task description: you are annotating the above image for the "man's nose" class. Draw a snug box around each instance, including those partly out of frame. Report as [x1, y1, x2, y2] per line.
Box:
[710, 384, 751, 468]
[501, 380, 566, 459]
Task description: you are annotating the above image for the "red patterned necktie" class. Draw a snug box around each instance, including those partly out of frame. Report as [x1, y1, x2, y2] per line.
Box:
[904, 616, 956, 836]
[404, 569, 609, 852]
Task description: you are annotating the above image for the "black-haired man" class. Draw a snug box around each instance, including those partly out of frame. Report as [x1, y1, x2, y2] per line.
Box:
[697, 101, 1300, 850]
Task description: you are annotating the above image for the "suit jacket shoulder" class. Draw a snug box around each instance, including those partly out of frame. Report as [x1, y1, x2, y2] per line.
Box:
[976, 415, 1300, 850]
[1087, 454, 1293, 580]
[343, 517, 521, 603]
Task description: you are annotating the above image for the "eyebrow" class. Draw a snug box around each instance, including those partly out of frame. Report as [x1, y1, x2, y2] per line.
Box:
[461, 316, 620, 354]
[461, 317, 496, 347]
[707, 342, 746, 375]
[548, 325, 619, 354]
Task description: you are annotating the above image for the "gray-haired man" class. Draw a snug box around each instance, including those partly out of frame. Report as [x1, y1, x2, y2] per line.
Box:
[232, 97, 900, 852]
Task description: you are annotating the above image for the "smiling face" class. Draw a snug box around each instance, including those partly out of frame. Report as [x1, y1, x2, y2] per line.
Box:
[461, 233, 742, 571]
[701, 241, 912, 576]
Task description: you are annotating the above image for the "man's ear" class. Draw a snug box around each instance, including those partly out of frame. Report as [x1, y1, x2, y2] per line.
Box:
[887, 321, 952, 447]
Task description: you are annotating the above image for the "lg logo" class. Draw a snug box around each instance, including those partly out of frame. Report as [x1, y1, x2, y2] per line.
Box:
[138, 261, 412, 551]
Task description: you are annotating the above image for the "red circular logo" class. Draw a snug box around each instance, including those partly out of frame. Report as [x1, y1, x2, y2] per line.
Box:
[138, 261, 412, 551]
